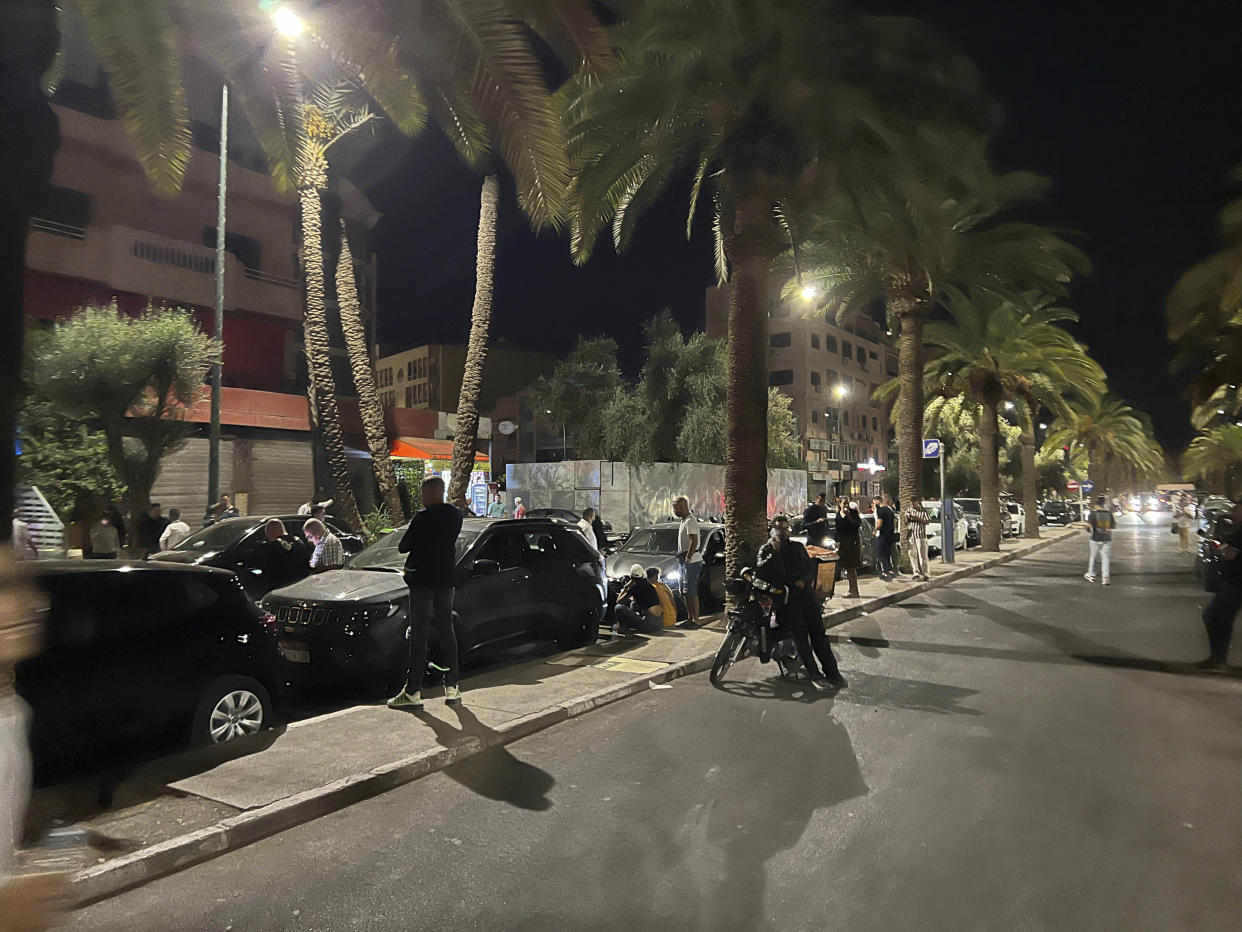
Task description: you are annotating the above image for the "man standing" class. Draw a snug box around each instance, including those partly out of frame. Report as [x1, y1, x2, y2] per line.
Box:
[87, 516, 120, 560]
[577, 507, 599, 551]
[802, 492, 831, 549]
[135, 503, 169, 558]
[486, 493, 506, 518]
[757, 519, 846, 690]
[303, 518, 345, 573]
[1084, 494, 1114, 585]
[874, 495, 898, 581]
[158, 507, 191, 552]
[247, 519, 311, 597]
[1200, 501, 1242, 671]
[903, 500, 931, 581]
[389, 476, 464, 710]
[834, 499, 863, 597]
[673, 496, 702, 628]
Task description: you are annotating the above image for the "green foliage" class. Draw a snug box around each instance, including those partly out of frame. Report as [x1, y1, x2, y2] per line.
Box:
[537, 317, 802, 469]
[394, 459, 426, 517]
[360, 508, 398, 544]
[17, 393, 124, 520]
[27, 303, 217, 511]
[925, 395, 1021, 496]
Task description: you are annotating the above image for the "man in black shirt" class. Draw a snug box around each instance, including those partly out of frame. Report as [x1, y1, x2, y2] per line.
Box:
[1200, 502, 1242, 671]
[389, 476, 464, 710]
[802, 492, 831, 548]
[615, 564, 662, 633]
[875, 494, 898, 581]
[246, 519, 310, 598]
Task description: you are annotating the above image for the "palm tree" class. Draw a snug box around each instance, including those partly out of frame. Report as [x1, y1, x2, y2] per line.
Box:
[333, 216, 405, 520]
[1184, 425, 1242, 498]
[1047, 395, 1164, 497]
[795, 128, 1089, 515]
[565, 0, 991, 574]
[922, 288, 1105, 550]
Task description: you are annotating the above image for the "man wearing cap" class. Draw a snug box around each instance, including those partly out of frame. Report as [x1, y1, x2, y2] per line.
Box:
[614, 563, 663, 634]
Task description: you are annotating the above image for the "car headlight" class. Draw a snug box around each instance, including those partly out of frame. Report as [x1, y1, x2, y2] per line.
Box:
[665, 569, 681, 584]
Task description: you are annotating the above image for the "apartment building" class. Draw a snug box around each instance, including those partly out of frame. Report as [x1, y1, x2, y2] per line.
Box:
[705, 286, 895, 498]
[375, 343, 557, 413]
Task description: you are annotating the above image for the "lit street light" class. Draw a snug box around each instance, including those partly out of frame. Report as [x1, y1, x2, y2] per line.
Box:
[1039, 422, 1048, 430]
[274, 5, 305, 36]
[834, 383, 849, 399]
[800, 284, 820, 302]
[1004, 401, 1015, 411]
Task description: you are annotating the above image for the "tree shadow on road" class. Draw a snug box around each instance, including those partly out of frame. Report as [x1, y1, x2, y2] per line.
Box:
[409, 705, 555, 811]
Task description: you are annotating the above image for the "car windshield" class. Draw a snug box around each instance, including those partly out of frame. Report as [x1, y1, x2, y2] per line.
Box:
[924, 505, 942, 521]
[1044, 502, 1067, 512]
[174, 521, 253, 552]
[1008, 504, 1020, 513]
[959, 500, 981, 514]
[348, 527, 480, 570]
[621, 528, 682, 554]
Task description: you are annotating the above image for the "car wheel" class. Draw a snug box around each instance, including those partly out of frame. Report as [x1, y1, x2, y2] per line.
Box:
[559, 606, 601, 648]
[191, 675, 273, 746]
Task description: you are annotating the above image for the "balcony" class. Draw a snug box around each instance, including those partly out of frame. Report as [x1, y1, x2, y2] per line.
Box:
[26, 223, 300, 321]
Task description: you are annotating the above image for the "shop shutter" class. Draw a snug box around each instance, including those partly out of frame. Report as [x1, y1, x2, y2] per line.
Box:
[150, 438, 233, 517]
[249, 438, 314, 515]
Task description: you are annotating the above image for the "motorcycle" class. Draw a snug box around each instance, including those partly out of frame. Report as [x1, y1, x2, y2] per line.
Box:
[709, 568, 801, 686]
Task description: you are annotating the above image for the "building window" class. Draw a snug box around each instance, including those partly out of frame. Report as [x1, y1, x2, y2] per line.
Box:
[825, 335, 838, 354]
[770, 332, 792, 348]
[810, 371, 821, 387]
[810, 334, 820, 349]
[827, 368, 839, 386]
[769, 370, 794, 386]
[856, 345, 866, 364]
[842, 340, 852, 359]
[812, 410, 819, 423]
[35, 186, 92, 232]
[202, 227, 262, 270]
[869, 350, 878, 360]
[872, 416, 878, 430]
[405, 386, 414, 407]
[408, 361, 415, 380]
[842, 411, 849, 426]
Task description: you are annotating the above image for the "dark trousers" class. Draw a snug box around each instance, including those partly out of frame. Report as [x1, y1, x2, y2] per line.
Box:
[1203, 580, 1241, 663]
[405, 585, 458, 691]
[877, 536, 896, 577]
[782, 592, 840, 679]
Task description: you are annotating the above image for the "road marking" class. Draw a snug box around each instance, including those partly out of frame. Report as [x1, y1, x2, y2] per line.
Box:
[593, 658, 670, 674]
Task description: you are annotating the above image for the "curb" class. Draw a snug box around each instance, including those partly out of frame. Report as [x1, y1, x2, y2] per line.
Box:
[69, 528, 1074, 906]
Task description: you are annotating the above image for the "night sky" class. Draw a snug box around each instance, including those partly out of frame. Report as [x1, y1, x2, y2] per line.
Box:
[364, 0, 1241, 453]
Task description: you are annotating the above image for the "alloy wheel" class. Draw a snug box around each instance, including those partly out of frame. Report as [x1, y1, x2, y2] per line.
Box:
[208, 689, 265, 743]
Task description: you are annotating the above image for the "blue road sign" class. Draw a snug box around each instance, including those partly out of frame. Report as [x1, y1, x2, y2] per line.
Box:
[1081, 480, 1095, 493]
[922, 439, 941, 459]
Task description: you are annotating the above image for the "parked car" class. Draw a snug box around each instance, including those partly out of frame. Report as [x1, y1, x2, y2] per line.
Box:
[523, 508, 624, 550]
[605, 521, 727, 616]
[1007, 502, 1026, 536]
[925, 501, 967, 556]
[1199, 496, 1234, 533]
[1195, 516, 1233, 583]
[151, 515, 364, 598]
[262, 517, 606, 690]
[1039, 500, 1072, 527]
[956, 498, 1014, 545]
[16, 561, 283, 782]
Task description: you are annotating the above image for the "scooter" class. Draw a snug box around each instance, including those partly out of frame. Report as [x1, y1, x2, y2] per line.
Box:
[709, 568, 801, 686]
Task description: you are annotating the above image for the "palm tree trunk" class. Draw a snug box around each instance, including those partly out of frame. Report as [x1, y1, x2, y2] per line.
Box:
[896, 309, 925, 511]
[722, 196, 772, 583]
[1019, 403, 1040, 539]
[448, 174, 500, 510]
[335, 220, 404, 521]
[299, 158, 362, 532]
[978, 397, 1002, 551]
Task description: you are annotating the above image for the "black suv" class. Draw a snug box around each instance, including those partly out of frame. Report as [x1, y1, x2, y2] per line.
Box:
[151, 515, 364, 598]
[1040, 500, 1072, 527]
[16, 561, 282, 783]
[262, 517, 606, 689]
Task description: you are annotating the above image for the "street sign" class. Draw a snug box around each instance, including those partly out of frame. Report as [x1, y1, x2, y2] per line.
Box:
[1081, 480, 1095, 493]
[497, 419, 516, 436]
[922, 438, 941, 459]
[1066, 480, 1080, 491]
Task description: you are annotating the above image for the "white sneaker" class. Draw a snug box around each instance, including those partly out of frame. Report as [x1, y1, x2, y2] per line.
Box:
[1102, 579, 1110, 586]
[1083, 574, 1095, 582]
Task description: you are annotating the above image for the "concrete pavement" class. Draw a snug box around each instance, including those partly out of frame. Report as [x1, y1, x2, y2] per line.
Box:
[67, 525, 1242, 930]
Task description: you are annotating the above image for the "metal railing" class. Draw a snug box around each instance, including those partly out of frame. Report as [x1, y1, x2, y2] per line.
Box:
[29, 217, 87, 240]
[243, 267, 298, 288]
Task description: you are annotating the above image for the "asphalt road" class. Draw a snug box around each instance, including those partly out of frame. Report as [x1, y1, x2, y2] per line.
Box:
[70, 526, 1242, 930]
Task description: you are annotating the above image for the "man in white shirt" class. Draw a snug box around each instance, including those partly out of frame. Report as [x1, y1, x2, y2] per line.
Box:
[158, 507, 191, 552]
[673, 496, 703, 628]
[576, 507, 599, 551]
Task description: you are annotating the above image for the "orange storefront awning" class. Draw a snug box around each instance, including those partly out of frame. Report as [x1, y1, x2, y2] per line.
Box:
[389, 436, 488, 463]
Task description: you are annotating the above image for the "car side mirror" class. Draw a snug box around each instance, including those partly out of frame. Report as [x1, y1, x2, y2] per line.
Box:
[472, 558, 500, 576]
[1198, 528, 1207, 537]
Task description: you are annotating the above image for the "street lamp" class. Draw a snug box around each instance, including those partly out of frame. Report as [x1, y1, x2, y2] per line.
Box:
[206, 4, 306, 524]
[1038, 422, 1048, 430]
[800, 284, 820, 302]
[1004, 401, 1015, 411]
[834, 383, 849, 399]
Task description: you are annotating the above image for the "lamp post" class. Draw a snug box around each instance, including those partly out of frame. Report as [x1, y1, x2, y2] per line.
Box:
[205, 5, 304, 525]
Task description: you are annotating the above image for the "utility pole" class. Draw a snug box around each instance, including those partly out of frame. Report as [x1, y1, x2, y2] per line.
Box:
[206, 83, 228, 525]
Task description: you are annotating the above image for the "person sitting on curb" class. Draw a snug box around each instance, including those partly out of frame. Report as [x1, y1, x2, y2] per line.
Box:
[615, 564, 664, 634]
[649, 567, 679, 628]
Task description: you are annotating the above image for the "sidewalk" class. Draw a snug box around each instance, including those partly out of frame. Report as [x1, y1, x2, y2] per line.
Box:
[29, 526, 1078, 905]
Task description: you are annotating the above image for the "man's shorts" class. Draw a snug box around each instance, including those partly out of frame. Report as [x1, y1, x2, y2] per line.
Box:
[680, 560, 703, 598]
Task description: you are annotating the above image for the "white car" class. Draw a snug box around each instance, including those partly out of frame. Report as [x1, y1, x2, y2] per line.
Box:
[1006, 502, 1026, 536]
[924, 501, 967, 555]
